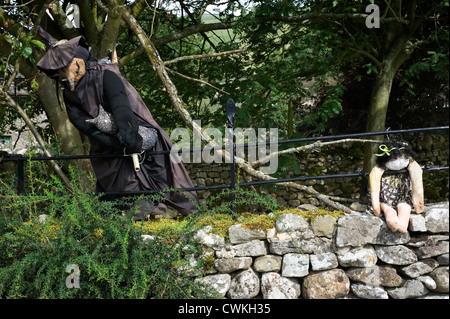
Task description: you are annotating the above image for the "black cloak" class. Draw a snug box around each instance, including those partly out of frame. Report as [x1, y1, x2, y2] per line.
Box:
[37, 30, 199, 219]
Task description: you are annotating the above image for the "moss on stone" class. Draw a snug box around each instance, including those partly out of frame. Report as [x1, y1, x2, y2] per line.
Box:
[134, 208, 345, 239]
[273, 207, 344, 223]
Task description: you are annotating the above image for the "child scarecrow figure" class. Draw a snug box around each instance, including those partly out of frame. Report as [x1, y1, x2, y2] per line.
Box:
[368, 140, 424, 233]
[36, 27, 199, 220]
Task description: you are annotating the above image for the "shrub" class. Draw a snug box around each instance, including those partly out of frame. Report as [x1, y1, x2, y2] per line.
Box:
[0, 155, 311, 299]
[0, 164, 215, 299]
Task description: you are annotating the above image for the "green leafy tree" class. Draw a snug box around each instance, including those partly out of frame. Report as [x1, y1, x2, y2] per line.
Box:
[231, 0, 448, 170]
[1, 0, 447, 208]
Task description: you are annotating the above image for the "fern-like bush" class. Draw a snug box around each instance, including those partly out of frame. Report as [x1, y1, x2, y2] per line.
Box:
[0, 155, 285, 299]
[0, 161, 218, 299]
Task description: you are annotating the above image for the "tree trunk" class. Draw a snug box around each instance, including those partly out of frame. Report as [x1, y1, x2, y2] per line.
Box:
[363, 67, 397, 171]
[363, 34, 410, 172]
[36, 74, 94, 179]
[97, 0, 124, 58]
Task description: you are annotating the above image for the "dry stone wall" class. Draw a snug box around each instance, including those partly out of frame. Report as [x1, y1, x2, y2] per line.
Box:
[191, 202, 449, 299]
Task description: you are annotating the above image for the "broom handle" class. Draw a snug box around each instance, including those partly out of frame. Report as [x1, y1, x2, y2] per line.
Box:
[131, 153, 140, 172]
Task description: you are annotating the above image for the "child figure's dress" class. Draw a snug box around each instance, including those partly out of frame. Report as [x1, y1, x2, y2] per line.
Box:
[377, 172, 413, 208]
[368, 159, 414, 212]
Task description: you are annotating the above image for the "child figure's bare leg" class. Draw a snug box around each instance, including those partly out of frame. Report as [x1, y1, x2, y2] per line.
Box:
[381, 203, 400, 232]
[397, 202, 412, 234]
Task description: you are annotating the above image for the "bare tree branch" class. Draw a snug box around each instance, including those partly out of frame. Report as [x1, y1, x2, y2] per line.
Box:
[165, 66, 230, 95]
[130, 0, 154, 17]
[179, 0, 218, 51]
[258, 12, 409, 25]
[250, 139, 382, 167]
[77, 0, 100, 45]
[164, 49, 244, 65]
[119, 21, 235, 66]
[0, 87, 73, 191]
[121, 7, 354, 213]
[45, 2, 80, 39]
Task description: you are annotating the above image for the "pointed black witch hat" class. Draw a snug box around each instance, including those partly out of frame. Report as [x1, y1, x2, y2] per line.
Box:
[36, 26, 90, 79]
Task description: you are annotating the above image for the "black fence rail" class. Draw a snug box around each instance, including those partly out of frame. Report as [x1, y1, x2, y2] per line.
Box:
[1, 126, 449, 210]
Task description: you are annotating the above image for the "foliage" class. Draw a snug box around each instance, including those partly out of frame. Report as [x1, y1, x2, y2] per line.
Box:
[0, 161, 216, 299]
[2, 0, 448, 148]
[0, 155, 286, 299]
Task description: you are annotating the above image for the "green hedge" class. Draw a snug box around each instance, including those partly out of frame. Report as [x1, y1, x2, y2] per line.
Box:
[0, 161, 282, 299]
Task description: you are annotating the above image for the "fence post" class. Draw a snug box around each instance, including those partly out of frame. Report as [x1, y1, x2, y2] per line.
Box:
[226, 99, 237, 216]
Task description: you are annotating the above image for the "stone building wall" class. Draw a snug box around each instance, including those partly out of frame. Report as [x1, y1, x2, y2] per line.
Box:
[185, 132, 449, 209]
[190, 202, 449, 299]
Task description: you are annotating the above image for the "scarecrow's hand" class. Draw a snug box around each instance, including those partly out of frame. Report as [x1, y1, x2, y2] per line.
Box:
[123, 129, 143, 154]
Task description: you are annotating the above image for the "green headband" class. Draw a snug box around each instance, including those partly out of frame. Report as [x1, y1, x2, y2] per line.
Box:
[375, 144, 405, 157]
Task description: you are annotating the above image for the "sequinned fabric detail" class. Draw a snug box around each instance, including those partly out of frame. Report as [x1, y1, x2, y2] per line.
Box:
[139, 126, 157, 150]
[86, 104, 157, 150]
[86, 104, 118, 135]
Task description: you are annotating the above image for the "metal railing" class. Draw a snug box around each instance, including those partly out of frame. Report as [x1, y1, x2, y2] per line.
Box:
[1, 126, 448, 210]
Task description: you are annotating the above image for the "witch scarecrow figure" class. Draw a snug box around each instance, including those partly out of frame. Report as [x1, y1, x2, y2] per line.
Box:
[36, 27, 199, 220]
[368, 140, 424, 233]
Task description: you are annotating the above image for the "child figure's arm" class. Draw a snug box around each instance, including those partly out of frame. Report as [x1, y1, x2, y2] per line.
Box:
[408, 160, 424, 214]
[369, 165, 385, 216]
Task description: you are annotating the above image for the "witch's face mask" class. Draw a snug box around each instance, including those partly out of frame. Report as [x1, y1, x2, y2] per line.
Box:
[58, 58, 86, 91]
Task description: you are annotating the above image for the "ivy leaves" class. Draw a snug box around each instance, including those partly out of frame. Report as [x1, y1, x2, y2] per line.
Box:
[2, 33, 45, 65]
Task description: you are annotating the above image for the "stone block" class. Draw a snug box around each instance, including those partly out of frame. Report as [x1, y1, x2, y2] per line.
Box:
[409, 214, 427, 232]
[302, 269, 350, 299]
[232, 240, 268, 257]
[351, 284, 388, 299]
[215, 257, 252, 274]
[194, 274, 231, 297]
[425, 207, 449, 233]
[227, 268, 260, 299]
[276, 213, 310, 233]
[375, 245, 418, 265]
[335, 214, 383, 247]
[261, 272, 301, 299]
[429, 266, 449, 293]
[346, 266, 403, 287]
[400, 258, 440, 278]
[281, 253, 309, 277]
[310, 252, 338, 271]
[337, 246, 377, 267]
[387, 279, 429, 299]
[228, 224, 266, 244]
[253, 255, 282, 272]
[311, 214, 337, 238]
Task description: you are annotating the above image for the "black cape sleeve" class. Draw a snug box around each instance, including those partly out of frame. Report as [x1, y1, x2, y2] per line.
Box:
[64, 96, 123, 151]
[103, 69, 143, 153]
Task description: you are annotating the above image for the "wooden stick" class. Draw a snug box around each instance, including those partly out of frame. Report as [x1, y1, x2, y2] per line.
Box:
[131, 153, 140, 172]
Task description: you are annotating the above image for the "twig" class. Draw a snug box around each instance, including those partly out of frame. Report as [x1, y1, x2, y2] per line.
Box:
[250, 139, 382, 167]
[0, 0, 36, 8]
[164, 49, 244, 66]
[165, 67, 230, 95]
[160, 274, 170, 298]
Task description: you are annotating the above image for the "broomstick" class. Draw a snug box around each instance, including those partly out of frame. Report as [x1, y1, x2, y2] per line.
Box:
[131, 153, 140, 172]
